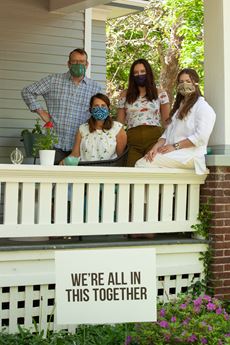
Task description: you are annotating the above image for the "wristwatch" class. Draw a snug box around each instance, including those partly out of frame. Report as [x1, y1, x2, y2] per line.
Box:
[173, 142, 180, 150]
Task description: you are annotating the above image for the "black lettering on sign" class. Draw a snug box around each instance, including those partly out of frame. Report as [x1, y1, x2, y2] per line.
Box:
[90, 272, 104, 286]
[130, 271, 141, 285]
[65, 288, 90, 302]
[71, 273, 88, 286]
[107, 272, 127, 285]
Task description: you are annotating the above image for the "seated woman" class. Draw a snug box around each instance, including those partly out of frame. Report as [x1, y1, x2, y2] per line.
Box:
[135, 68, 216, 175]
[64, 93, 127, 163]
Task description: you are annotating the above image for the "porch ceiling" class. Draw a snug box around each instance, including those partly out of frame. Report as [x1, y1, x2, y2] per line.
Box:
[49, 0, 114, 12]
[49, 0, 149, 15]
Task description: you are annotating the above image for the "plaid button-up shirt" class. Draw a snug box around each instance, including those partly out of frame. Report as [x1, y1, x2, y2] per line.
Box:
[21, 72, 102, 151]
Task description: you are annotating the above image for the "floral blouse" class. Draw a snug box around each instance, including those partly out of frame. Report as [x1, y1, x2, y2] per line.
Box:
[79, 121, 122, 161]
[118, 91, 169, 129]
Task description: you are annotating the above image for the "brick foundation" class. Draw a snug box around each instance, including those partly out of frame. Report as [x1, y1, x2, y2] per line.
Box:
[200, 166, 230, 300]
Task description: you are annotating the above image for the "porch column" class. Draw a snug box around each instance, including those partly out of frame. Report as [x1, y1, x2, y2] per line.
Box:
[204, 0, 230, 154]
[203, 0, 230, 300]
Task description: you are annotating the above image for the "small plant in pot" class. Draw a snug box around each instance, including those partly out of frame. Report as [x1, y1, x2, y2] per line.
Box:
[33, 121, 58, 166]
[21, 118, 43, 158]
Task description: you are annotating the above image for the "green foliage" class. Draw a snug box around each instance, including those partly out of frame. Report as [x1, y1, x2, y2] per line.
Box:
[1, 296, 229, 345]
[191, 198, 213, 240]
[0, 324, 135, 345]
[190, 198, 214, 296]
[33, 123, 58, 154]
[106, 0, 204, 105]
[31, 118, 43, 135]
[20, 118, 43, 136]
[127, 294, 230, 345]
[20, 119, 44, 157]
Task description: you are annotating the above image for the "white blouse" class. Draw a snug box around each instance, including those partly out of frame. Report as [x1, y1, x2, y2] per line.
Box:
[160, 97, 216, 174]
[79, 121, 122, 161]
[118, 91, 169, 129]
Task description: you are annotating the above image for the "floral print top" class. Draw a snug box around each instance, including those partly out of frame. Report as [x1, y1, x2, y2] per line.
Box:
[118, 91, 169, 129]
[79, 121, 122, 161]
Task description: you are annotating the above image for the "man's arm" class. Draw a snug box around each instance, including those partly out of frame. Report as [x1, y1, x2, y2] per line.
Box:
[21, 75, 51, 123]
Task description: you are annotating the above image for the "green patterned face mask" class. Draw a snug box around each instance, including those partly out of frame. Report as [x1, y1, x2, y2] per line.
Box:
[69, 63, 86, 78]
[177, 82, 196, 96]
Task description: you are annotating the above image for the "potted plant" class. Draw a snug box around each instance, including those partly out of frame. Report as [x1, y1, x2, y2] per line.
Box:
[33, 121, 58, 166]
[21, 118, 43, 158]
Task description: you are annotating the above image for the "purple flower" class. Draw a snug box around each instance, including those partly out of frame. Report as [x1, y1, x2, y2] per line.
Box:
[193, 297, 202, 307]
[182, 318, 190, 325]
[194, 305, 201, 313]
[201, 338, 208, 344]
[164, 333, 171, 341]
[225, 333, 230, 337]
[171, 316, 176, 322]
[207, 302, 216, 311]
[187, 334, 197, 343]
[159, 320, 169, 328]
[125, 335, 132, 345]
[224, 312, 229, 320]
[180, 303, 187, 310]
[208, 325, 213, 331]
[203, 295, 212, 302]
[216, 307, 222, 314]
[218, 340, 223, 345]
[160, 308, 166, 317]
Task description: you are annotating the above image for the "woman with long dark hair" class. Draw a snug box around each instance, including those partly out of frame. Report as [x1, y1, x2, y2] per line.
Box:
[135, 68, 216, 174]
[117, 58, 170, 166]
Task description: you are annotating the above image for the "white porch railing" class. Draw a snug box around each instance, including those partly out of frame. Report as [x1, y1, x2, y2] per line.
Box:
[0, 164, 207, 239]
[0, 164, 208, 333]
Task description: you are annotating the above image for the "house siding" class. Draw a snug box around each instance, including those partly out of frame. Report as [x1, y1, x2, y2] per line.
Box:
[0, 0, 106, 163]
[91, 20, 106, 86]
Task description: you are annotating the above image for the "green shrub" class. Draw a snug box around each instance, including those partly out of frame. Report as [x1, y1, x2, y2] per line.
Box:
[126, 294, 230, 345]
[0, 295, 229, 345]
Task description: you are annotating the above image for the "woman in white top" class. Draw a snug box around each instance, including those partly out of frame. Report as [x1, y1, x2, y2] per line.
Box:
[135, 68, 216, 175]
[68, 93, 127, 161]
[117, 58, 170, 167]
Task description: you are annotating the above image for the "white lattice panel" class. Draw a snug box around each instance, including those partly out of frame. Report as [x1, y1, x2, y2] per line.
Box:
[0, 271, 204, 333]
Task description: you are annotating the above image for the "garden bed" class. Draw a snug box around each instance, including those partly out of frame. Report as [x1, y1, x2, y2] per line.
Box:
[1, 294, 229, 345]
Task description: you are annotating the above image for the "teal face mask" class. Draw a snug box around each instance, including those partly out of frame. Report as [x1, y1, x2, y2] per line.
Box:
[69, 63, 86, 78]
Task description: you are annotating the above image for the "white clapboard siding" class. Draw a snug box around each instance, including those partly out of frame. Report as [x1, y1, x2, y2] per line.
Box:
[0, 0, 106, 163]
[91, 20, 106, 86]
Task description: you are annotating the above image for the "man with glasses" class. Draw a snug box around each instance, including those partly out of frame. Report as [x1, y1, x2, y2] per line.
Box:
[21, 48, 102, 164]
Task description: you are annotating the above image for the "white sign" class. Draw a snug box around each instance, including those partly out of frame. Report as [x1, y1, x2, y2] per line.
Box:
[55, 247, 156, 325]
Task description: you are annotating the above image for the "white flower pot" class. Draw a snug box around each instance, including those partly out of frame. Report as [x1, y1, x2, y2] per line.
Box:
[39, 150, 55, 166]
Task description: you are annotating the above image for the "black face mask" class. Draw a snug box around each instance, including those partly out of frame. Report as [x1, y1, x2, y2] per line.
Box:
[134, 74, 147, 86]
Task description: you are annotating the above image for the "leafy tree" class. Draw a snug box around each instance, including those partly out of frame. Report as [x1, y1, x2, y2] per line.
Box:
[106, 0, 204, 107]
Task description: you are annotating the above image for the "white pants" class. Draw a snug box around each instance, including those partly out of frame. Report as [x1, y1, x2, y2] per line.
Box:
[135, 153, 195, 170]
